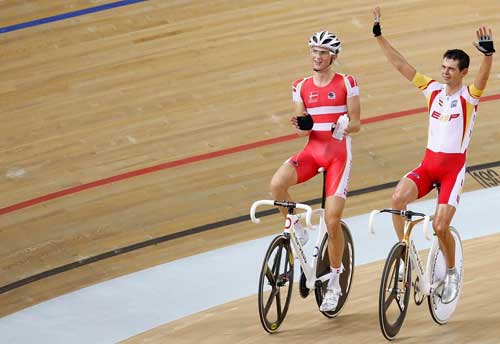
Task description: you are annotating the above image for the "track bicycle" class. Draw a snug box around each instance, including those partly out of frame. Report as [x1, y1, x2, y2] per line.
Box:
[250, 171, 355, 333]
[369, 208, 464, 340]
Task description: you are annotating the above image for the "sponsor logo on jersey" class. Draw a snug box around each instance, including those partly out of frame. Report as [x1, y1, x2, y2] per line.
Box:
[451, 99, 458, 108]
[328, 91, 336, 99]
[431, 111, 459, 121]
[308, 91, 319, 103]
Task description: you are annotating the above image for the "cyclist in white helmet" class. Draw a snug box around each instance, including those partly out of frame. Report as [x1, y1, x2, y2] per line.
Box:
[270, 30, 361, 312]
[309, 30, 342, 58]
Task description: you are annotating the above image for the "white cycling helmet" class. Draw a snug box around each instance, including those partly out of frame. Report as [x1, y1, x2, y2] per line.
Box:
[308, 31, 341, 55]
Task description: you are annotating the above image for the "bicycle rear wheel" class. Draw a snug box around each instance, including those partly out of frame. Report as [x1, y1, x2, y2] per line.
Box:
[427, 226, 464, 325]
[257, 234, 294, 333]
[314, 221, 355, 318]
[379, 242, 411, 340]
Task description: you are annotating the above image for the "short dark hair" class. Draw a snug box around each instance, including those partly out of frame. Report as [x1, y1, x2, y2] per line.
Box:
[443, 49, 470, 70]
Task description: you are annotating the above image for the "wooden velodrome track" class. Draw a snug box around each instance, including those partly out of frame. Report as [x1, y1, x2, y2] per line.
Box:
[1, 0, 499, 342]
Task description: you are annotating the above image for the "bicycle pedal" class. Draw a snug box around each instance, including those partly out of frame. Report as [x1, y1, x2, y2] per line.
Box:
[299, 271, 310, 298]
[433, 281, 444, 298]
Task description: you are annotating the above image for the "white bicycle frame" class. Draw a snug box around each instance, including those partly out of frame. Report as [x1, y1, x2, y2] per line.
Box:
[250, 200, 332, 290]
[369, 210, 443, 296]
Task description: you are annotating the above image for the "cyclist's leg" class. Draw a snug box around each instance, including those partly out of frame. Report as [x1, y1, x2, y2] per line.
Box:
[320, 195, 345, 312]
[434, 204, 462, 304]
[433, 162, 466, 304]
[322, 145, 351, 271]
[270, 151, 317, 217]
[391, 178, 419, 240]
[324, 195, 346, 270]
[318, 142, 350, 312]
[392, 165, 432, 240]
[433, 204, 456, 268]
[270, 163, 297, 217]
[434, 164, 465, 268]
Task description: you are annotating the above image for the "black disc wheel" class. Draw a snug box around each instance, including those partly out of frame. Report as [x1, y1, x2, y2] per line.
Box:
[314, 221, 355, 318]
[378, 242, 411, 340]
[257, 235, 294, 333]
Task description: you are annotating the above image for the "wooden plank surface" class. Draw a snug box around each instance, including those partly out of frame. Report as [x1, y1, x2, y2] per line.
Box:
[0, 1, 499, 334]
[123, 233, 500, 344]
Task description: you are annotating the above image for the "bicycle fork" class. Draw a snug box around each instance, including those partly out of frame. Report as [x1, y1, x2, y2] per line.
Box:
[288, 213, 332, 290]
[406, 239, 443, 298]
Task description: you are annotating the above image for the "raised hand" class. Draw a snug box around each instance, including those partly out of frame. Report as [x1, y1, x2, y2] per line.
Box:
[474, 26, 495, 56]
[373, 7, 382, 37]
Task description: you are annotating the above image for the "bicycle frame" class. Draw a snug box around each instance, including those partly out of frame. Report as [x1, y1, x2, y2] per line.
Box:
[369, 210, 440, 296]
[288, 209, 332, 290]
[372, 207, 463, 338]
[250, 200, 331, 290]
[401, 216, 442, 296]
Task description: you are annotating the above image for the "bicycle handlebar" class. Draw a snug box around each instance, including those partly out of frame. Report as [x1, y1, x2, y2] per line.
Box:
[250, 200, 313, 228]
[422, 215, 432, 241]
[369, 208, 433, 241]
[368, 210, 380, 235]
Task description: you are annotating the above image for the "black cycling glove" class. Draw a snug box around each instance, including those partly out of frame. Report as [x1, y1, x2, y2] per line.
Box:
[297, 114, 313, 130]
[476, 35, 495, 56]
[373, 21, 382, 37]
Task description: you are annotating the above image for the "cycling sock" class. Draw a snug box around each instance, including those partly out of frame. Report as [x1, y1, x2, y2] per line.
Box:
[327, 266, 343, 290]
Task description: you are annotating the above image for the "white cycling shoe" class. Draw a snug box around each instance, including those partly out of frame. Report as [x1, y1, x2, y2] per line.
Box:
[320, 288, 342, 312]
[441, 270, 460, 304]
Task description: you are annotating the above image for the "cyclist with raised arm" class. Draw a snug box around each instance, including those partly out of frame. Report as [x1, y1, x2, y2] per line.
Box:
[270, 31, 361, 312]
[372, 6, 494, 304]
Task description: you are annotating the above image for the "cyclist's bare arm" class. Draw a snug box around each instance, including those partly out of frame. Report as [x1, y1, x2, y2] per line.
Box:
[345, 95, 360, 134]
[372, 7, 416, 82]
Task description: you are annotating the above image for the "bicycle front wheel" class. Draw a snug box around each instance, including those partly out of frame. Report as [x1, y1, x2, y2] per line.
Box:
[257, 234, 294, 333]
[314, 221, 355, 318]
[427, 226, 464, 325]
[379, 242, 411, 340]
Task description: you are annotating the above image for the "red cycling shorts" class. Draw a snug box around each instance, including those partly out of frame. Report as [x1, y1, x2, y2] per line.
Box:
[405, 149, 466, 207]
[287, 136, 352, 198]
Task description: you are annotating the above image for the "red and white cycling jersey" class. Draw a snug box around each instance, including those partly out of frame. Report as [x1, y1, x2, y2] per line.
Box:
[412, 72, 483, 154]
[405, 72, 485, 207]
[288, 73, 359, 198]
[293, 73, 359, 141]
